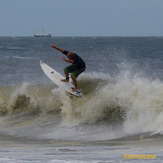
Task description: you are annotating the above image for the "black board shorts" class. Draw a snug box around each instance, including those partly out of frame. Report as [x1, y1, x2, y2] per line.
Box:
[64, 65, 85, 78]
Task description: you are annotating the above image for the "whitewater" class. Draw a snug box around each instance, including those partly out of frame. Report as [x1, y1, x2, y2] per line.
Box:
[0, 37, 162, 162]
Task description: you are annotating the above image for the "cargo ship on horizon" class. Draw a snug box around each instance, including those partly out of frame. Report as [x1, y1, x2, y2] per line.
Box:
[34, 28, 52, 37]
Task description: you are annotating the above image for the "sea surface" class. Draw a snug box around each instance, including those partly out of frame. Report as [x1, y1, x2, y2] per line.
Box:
[0, 37, 163, 163]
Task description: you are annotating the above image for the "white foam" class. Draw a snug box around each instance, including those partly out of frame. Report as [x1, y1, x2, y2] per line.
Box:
[0, 71, 162, 141]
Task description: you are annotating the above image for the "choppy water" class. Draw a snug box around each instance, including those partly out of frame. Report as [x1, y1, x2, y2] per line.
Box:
[0, 37, 163, 162]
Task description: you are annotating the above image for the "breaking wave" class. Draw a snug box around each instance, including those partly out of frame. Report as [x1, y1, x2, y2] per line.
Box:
[0, 72, 162, 141]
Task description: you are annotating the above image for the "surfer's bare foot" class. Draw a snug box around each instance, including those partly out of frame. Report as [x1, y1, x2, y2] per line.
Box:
[72, 88, 78, 92]
[61, 79, 69, 82]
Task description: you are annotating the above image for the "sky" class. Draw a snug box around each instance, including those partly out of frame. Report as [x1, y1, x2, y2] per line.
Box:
[0, 0, 163, 36]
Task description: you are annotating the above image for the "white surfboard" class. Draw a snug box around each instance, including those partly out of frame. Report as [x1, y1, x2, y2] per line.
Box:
[40, 61, 82, 97]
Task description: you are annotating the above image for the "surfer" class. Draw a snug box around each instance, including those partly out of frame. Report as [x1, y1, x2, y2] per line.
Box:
[51, 44, 86, 92]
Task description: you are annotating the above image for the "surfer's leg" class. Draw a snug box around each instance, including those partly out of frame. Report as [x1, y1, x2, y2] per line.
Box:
[71, 74, 78, 92]
[61, 65, 76, 82]
[61, 67, 70, 82]
[71, 67, 85, 92]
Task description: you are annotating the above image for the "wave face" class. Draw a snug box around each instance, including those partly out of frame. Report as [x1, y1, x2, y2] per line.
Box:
[0, 72, 162, 141]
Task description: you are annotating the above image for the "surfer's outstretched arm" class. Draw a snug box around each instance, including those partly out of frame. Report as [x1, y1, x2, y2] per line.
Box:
[51, 44, 64, 53]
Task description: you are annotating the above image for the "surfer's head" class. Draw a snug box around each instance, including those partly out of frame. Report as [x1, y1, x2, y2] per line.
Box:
[67, 52, 75, 59]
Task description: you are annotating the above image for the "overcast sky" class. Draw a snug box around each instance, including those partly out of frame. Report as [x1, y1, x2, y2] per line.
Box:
[0, 0, 163, 36]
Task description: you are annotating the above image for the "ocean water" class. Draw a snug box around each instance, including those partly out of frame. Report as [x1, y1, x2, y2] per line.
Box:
[0, 36, 163, 162]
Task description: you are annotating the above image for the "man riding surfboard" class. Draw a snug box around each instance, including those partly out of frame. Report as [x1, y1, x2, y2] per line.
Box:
[51, 44, 86, 92]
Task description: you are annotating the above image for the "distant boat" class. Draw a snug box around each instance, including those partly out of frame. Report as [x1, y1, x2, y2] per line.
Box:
[34, 28, 52, 37]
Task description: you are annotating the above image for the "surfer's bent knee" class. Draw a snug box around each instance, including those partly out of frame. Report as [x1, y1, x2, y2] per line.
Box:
[71, 73, 77, 79]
